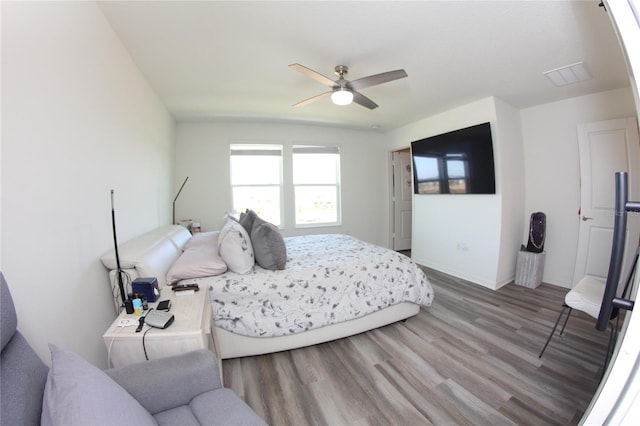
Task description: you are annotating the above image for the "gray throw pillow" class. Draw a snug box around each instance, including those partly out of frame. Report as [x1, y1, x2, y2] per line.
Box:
[239, 209, 258, 235]
[251, 216, 287, 270]
[41, 344, 156, 426]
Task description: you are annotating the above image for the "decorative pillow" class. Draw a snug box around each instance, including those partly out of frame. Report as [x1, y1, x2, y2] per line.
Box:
[218, 218, 254, 274]
[183, 231, 220, 250]
[41, 344, 156, 426]
[238, 209, 258, 235]
[251, 216, 287, 270]
[166, 233, 227, 284]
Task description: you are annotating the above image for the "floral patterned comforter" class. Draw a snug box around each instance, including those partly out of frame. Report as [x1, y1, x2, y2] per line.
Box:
[193, 234, 434, 338]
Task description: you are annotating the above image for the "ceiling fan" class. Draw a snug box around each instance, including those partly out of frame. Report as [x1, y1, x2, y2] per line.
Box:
[289, 63, 408, 110]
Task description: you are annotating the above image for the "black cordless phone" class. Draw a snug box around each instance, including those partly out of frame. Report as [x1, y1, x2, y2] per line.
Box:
[157, 300, 171, 311]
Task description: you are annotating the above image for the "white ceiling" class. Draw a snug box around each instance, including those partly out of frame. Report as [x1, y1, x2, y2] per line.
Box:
[98, 1, 630, 131]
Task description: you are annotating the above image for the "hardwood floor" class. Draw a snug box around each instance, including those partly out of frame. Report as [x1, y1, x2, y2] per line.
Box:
[222, 266, 611, 425]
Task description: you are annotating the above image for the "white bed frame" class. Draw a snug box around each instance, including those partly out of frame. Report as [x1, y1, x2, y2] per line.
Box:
[101, 225, 422, 359]
[212, 302, 420, 359]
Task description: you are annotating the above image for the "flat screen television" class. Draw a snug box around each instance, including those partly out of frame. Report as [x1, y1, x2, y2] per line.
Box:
[411, 122, 496, 194]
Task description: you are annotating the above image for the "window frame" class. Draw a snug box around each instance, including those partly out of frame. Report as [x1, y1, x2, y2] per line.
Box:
[292, 145, 342, 228]
[229, 143, 284, 227]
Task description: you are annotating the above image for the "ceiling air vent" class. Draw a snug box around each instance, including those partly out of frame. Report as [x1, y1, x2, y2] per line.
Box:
[543, 62, 592, 86]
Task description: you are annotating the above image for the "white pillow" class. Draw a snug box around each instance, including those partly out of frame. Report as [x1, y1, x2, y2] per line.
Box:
[41, 344, 156, 426]
[218, 218, 254, 274]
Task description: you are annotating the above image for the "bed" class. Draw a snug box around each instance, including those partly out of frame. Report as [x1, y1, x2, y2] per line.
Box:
[100, 223, 434, 359]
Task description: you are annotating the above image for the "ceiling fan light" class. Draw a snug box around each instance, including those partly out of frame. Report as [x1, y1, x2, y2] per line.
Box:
[331, 89, 353, 106]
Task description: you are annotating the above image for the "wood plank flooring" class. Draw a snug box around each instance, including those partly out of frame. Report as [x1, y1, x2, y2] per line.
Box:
[222, 266, 611, 425]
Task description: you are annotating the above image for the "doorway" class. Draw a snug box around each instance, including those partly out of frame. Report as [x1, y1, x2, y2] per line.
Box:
[390, 148, 412, 251]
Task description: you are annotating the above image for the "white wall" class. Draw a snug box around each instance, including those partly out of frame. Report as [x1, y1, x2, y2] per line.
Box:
[173, 121, 388, 246]
[521, 87, 636, 288]
[385, 97, 525, 289]
[384, 89, 635, 290]
[1, 2, 175, 367]
[494, 98, 526, 285]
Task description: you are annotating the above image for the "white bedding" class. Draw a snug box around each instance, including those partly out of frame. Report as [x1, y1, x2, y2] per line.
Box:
[188, 234, 434, 338]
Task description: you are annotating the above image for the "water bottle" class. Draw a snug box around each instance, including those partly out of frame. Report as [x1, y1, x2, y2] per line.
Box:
[133, 298, 143, 317]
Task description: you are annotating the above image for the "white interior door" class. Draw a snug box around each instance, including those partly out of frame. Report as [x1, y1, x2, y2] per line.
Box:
[392, 149, 412, 251]
[573, 117, 640, 288]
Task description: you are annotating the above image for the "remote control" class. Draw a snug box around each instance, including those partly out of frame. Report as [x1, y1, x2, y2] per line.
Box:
[135, 316, 145, 333]
[172, 284, 199, 292]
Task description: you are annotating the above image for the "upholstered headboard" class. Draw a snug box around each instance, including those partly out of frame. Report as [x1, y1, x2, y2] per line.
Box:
[100, 225, 192, 313]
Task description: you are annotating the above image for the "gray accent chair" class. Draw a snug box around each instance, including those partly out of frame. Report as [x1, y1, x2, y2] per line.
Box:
[0, 273, 48, 425]
[0, 272, 266, 425]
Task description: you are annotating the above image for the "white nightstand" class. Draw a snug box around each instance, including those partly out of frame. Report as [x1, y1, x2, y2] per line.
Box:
[103, 284, 215, 369]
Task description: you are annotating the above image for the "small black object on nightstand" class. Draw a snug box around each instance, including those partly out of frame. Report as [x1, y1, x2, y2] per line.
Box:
[157, 300, 171, 311]
[135, 316, 145, 333]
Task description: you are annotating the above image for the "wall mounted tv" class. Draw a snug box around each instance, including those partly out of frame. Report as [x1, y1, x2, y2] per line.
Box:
[411, 122, 496, 194]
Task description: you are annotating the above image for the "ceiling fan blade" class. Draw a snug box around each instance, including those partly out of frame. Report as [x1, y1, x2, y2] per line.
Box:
[347, 69, 408, 91]
[293, 91, 332, 107]
[289, 63, 336, 88]
[352, 91, 378, 110]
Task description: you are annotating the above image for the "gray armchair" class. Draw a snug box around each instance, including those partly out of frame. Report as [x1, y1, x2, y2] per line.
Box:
[0, 273, 48, 425]
[0, 273, 266, 425]
[105, 350, 265, 425]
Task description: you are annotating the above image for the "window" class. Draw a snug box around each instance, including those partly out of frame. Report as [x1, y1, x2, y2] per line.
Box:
[230, 144, 282, 226]
[229, 143, 341, 229]
[293, 145, 341, 227]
